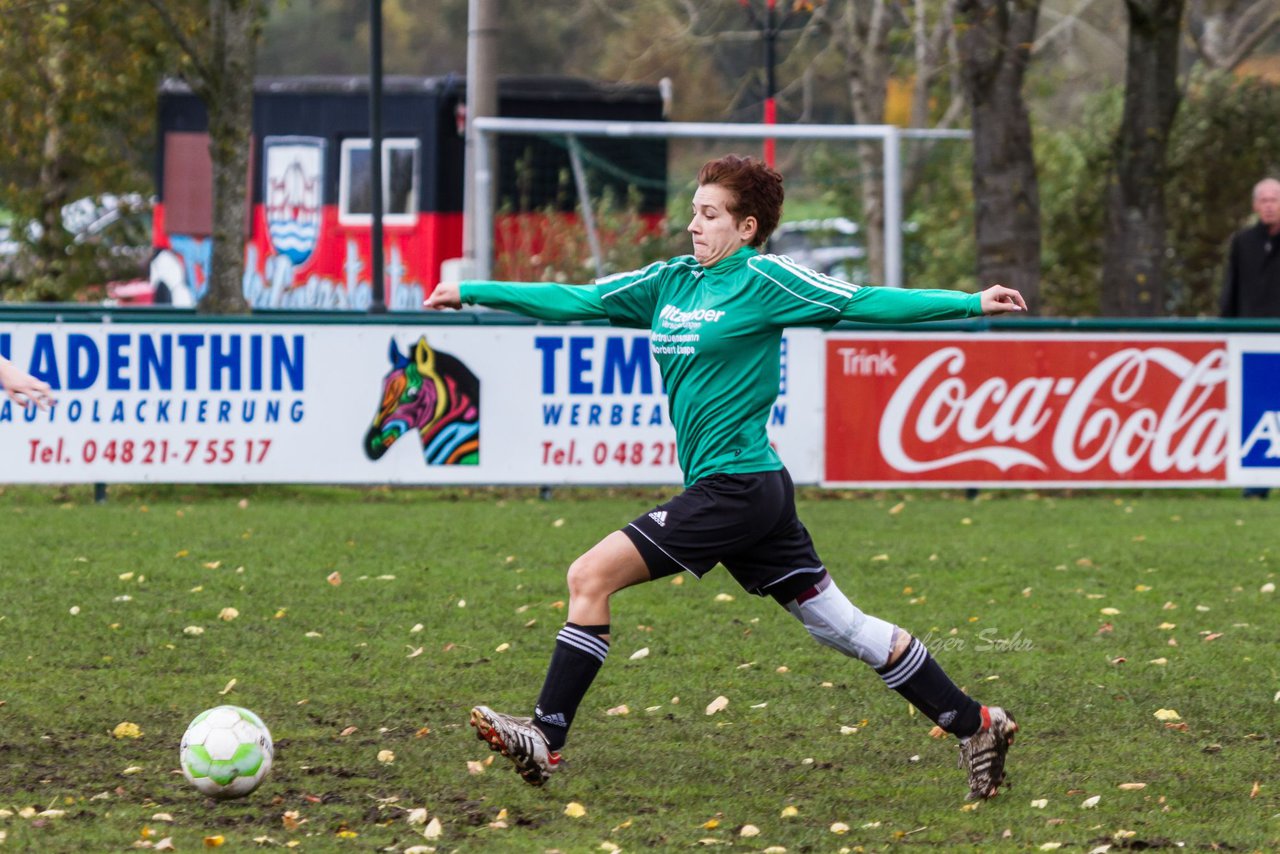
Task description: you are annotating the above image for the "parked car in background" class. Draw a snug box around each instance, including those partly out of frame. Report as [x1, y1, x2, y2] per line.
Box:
[769, 217, 870, 284]
[0, 193, 154, 301]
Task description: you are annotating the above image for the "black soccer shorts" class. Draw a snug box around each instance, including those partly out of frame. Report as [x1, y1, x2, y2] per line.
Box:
[622, 467, 825, 598]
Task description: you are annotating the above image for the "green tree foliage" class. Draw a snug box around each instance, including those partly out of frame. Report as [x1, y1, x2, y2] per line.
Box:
[1029, 73, 1280, 317]
[258, 0, 468, 76]
[0, 2, 168, 300]
[1035, 87, 1119, 317]
[1164, 71, 1280, 316]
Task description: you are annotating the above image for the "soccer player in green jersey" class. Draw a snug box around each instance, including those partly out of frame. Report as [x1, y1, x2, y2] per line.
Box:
[426, 154, 1026, 800]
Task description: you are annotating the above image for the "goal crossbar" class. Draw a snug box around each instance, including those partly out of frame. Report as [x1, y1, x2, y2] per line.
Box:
[470, 117, 970, 287]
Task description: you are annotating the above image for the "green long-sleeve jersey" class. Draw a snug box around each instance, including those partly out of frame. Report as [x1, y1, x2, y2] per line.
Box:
[460, 246, 982, 486]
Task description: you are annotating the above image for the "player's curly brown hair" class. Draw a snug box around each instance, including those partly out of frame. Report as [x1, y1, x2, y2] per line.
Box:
[696, 155, 785, 248]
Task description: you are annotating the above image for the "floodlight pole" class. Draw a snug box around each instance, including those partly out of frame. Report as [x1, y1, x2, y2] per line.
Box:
[739, 0, 778, 166]
[368, 0, 386, 313]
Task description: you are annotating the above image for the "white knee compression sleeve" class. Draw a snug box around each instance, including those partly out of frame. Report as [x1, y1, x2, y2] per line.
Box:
[785, 579, 896, 669]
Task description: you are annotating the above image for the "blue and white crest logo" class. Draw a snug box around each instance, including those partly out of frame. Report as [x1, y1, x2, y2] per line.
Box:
[264, 136, 325, 265]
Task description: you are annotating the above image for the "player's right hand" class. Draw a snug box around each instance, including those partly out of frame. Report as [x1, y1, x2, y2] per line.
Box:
[424, 281, 462, 310]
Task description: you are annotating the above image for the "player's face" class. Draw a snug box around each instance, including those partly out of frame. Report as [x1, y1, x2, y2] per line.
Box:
[688, 184, 756, 267]
[1254, 181, 1280, 230]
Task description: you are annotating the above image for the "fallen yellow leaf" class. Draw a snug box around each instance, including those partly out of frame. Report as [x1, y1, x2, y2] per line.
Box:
[377, 750, 395, 764]
[780, 805, 799, 818]
[705, 695, 729, 715]
[564, 802, 587, 818]
[1153, 708, 1181, 721]
[204, 836, 225, 848]
[112, 722, 142, 739]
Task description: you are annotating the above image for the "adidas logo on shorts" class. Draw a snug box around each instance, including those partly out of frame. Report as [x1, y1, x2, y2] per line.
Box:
[648, 510, 668, 527]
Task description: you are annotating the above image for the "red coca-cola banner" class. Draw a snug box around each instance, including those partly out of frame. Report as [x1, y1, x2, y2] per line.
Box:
[825, 335, 1229, 486]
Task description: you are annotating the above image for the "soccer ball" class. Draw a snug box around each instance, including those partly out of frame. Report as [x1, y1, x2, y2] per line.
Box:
[179, 705, 274, 799]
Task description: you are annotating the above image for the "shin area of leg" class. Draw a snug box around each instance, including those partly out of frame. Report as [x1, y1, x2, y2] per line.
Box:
[784, 579, 896, 669]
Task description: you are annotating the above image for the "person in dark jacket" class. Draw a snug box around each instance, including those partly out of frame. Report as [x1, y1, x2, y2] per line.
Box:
[1221, 177, 1280, 498]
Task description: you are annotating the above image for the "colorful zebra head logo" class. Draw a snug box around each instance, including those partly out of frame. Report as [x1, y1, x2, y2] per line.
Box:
[365, 337, 480, 465]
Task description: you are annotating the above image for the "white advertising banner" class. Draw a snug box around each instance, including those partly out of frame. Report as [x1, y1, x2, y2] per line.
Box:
[0, 323, 824, 485]
[1227, 335, 1280, 488]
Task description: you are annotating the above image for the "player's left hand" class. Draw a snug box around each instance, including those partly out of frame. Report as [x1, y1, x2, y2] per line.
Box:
[979, 284, 1027, 315]
[424, 281, 462, 310]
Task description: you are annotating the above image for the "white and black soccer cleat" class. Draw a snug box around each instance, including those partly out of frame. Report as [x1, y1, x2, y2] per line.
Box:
[470, 705, 562, 786]
[958, 705, 1018, 800]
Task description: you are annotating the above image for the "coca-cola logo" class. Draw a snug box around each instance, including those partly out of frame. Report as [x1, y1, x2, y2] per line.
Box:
[877, 345, 1228, 476]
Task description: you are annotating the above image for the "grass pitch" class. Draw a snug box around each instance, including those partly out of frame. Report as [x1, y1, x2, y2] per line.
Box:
[0, 484, 1276, 852]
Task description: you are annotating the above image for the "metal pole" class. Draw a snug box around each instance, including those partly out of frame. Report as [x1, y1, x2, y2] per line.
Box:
[464, 0, 499, 265]
[882, 126, 902, 289]
[369, 0, 386, 312]
[471, 116, 967, 142]
[567, 136, 605, 279]
[475, 127, 494, 280]
[763, 0, 777, 167]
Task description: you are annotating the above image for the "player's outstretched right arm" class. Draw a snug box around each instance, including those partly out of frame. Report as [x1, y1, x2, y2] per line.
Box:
[425, 279, 610, 323]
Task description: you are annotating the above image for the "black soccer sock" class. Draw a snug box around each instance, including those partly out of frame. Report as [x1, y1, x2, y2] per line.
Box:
[532, 622, 610, 751]
[877, 638, 982, 738]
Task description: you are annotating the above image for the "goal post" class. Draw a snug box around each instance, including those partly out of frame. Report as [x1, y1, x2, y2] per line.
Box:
[470, 116, 970, 288]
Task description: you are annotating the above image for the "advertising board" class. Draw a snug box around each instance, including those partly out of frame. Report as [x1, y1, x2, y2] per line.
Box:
[824, 334, 1230, 487]
[0, 323, 823, 485]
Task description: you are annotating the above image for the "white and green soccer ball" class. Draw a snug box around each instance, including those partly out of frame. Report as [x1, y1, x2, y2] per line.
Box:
[179, 705, 274, 799]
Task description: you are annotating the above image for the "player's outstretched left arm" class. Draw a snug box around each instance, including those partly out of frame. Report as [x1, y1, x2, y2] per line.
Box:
[978, 284, 1027, 315]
